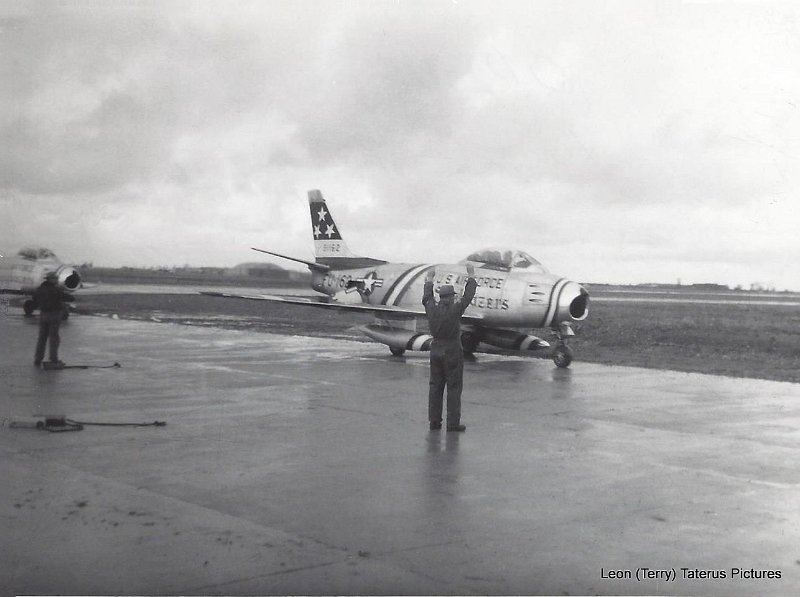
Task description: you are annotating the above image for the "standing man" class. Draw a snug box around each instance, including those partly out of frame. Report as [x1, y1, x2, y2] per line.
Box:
[32, 272, 73, 368]
[423, 264, 477, 432]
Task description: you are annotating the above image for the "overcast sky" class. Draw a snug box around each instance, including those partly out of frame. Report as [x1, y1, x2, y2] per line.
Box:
[2, 0, 799, 289]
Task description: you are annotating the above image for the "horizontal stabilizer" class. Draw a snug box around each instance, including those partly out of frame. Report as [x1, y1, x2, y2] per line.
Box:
[251, 248, 329, 272]
[317, 256, 388, 268]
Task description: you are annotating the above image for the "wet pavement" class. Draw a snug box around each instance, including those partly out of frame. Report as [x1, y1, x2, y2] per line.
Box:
[1, 313, 799, 596]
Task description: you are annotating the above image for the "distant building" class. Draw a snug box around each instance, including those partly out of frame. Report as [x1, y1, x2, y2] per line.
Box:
[175, 266, 227, 275]
[690, 283, 729, 291]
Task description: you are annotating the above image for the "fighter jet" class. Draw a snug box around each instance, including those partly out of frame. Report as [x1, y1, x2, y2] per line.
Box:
[0, 247, 84, 318]
[203, 190, 590, 367]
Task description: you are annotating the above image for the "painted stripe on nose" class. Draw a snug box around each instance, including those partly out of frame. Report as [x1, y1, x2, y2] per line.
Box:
[541, 278, 568, 328]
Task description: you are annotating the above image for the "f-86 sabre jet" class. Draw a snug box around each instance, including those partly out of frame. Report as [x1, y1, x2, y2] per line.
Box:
[0, 247, 84, 318]
[202, 190, 590, 367]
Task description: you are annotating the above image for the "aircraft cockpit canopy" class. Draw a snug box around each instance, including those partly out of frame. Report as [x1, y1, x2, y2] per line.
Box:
[463, 247, 548, 273]
[18, 247, 57, 260]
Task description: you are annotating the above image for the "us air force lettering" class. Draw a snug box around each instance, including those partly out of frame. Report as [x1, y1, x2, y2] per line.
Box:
[202, 190, 590, 367]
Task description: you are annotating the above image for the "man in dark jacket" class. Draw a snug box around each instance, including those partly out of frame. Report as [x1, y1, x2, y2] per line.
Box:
[423, 264, 477, 432]
[32, 272, 73, 368]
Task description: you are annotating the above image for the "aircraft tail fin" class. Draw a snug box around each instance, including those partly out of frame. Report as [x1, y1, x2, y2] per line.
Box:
[308, 190, 386, 269]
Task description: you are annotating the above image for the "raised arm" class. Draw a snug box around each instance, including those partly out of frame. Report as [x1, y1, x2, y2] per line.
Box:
[422, 268, 436, 313]
[459, 264, 477, 315]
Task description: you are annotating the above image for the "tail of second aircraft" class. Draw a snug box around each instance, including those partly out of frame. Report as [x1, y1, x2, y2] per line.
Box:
[307, 190, 386, 269]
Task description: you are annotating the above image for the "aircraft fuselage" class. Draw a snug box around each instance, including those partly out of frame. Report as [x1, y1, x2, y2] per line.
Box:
[220, 190, 590, 366]
[312, 262, 589, 330]
[0, 250, 82, 316]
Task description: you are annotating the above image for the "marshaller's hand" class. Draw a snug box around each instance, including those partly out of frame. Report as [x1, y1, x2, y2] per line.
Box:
[425, 269, 436, 283]
[466, 264, 475, 277]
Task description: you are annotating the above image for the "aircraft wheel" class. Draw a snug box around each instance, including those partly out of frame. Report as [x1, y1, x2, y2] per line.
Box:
[23, 300, 35, 317]
[552, 344, 573, 368]
[389, 347, 406, 356]
[461, 332, 479, 355]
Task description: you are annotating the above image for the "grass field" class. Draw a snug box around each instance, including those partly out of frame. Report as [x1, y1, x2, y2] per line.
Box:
[69, 290, 800, 384]
[579, 298, 800, 383]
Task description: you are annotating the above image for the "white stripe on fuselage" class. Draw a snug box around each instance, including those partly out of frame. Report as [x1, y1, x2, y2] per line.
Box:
[542, 278, 568, 328]
[384, 264, 430, 306]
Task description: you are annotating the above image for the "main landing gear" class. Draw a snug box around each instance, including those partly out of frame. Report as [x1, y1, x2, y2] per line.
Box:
[21, 301, 70, 320]
[389, 347, 406, 356]
[460, 331, 479, 356]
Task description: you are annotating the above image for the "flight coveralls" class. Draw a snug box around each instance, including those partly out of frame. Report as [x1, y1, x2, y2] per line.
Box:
[423, 276, 477, 427]
[32, 280, 74, 365]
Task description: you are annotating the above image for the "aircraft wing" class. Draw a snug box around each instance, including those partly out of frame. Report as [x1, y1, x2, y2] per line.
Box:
[199, 291, 485, 322]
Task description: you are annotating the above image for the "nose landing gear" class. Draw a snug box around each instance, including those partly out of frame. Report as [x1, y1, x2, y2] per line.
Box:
[552, 322, 575, 368]
[552, 344, 573, 368]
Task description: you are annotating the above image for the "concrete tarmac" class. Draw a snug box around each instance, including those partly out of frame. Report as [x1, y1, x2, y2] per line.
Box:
[1, 312, 799, 596]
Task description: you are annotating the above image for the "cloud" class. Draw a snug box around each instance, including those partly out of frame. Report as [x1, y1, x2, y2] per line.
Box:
[1, 1, 799, 289]
[289, 3, 479, 165]
[1, 10, 173, 193]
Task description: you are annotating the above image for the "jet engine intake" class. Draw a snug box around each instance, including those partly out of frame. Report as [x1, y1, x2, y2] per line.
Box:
[551, 281, 589, 325]
[55, 266, 81, 291]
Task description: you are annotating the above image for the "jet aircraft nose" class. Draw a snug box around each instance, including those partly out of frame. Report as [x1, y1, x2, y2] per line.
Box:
[554, 280, 589, 324]
[55, 265, 81, 291]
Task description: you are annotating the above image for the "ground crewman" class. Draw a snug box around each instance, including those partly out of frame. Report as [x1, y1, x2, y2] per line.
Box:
[32, 272, 73, 368]
[423, 264, 477, 432]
